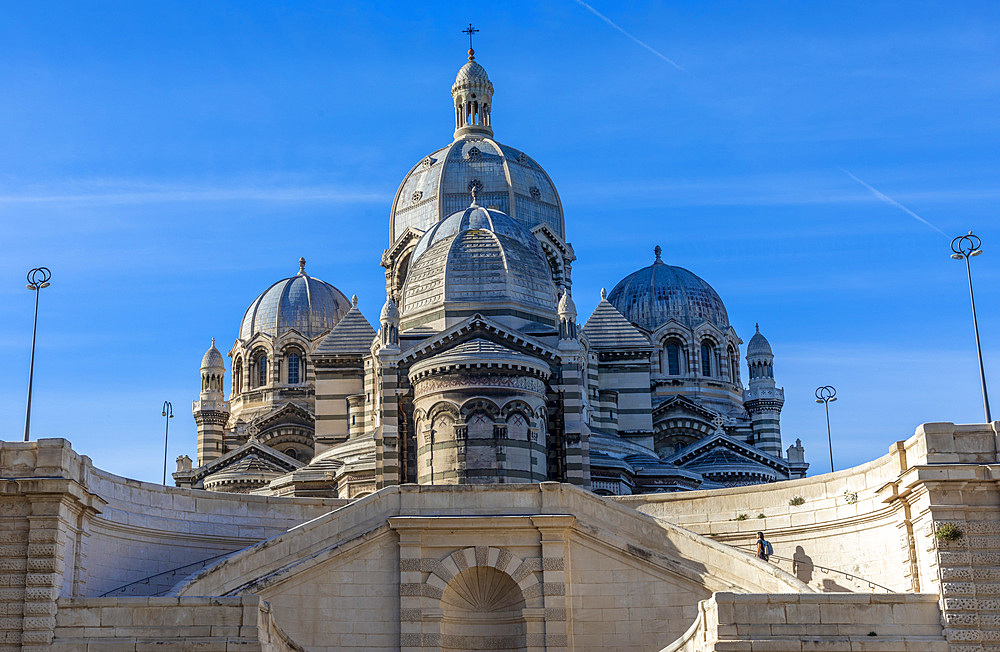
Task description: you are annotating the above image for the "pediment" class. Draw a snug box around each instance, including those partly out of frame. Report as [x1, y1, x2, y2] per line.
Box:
[399, 314, 560, 367]
[653, 395, 720, 423]
[530, 223, 575, 260]
[382, 227, 425, 268]
[248, 402, 315, 434]
[664, 431, 788, 473]
[188, 440, 303, 484]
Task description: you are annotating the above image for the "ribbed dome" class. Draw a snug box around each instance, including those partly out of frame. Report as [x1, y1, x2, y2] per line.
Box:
[390, 137, 564, 243]
[454, 60, 491, 86]
[239, 258, 351, 341]
[746, 324, 773, 358]
[201, 339, 225, 370]
[400, 204, 556, 325]
[608, 247, 729, 332]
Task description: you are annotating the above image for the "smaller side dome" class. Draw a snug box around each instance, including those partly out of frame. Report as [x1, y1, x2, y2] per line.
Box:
[201, 338, 225, 370]
[239, 258, 351, 341]
[608, 246, 730, 332]
[746, 324, 773, 358]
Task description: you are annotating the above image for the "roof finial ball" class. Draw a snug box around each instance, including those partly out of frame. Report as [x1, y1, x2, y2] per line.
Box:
[601, 287, 607, 300]
[654, 245, 663, 263]
[352, 294, 358, 307]
[298, 257, 306, 275]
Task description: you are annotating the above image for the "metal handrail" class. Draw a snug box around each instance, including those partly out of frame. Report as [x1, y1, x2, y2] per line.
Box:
[99, 552, 233, 597]
[734, 545, 895, 593]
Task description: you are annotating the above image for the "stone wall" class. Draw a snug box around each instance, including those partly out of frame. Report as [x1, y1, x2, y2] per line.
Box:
[51, 595, 303, 651]
[662, 592, 946, 652]
[176, 483, 810, 650]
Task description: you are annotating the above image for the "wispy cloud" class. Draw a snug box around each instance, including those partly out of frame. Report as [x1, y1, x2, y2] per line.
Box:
[571, 0, 692, 76]
[0, 184, 388, 206]
[839, 168, 947, 236]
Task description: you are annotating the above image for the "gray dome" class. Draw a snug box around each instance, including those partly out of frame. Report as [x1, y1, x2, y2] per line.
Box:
[608, 247, 729, 332]
[201, 339, 225, 370]
[390, 137, 565, 243]
[401, 204, 556, 325]
[746, 324, 773, 358]
[239, 259, 351, 341]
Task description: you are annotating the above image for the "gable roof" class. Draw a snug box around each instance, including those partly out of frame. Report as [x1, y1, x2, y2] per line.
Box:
[314, 302, 377, 356]
[582, 296, 653, 350]
[186, 440, 304, 484]
[663, 431, 790, 474]
[399, 313, 559, 366]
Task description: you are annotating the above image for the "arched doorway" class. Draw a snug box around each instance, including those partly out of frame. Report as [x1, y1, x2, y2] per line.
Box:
[440, 565, 527, 651]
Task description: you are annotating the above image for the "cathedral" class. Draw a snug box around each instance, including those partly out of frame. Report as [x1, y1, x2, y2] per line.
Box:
[174, 47, 809, 498]
[7, 38, 994, 652]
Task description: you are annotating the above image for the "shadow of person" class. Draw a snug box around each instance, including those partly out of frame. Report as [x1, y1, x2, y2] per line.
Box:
[792, 545, 813, 584]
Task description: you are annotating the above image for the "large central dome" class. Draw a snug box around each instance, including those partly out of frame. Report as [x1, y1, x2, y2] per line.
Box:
[389, 57, 565, 243]
[608, 247, 730, 332]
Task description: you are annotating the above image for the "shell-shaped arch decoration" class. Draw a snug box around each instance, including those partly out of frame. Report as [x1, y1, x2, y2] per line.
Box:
[424, 546, 543, 609]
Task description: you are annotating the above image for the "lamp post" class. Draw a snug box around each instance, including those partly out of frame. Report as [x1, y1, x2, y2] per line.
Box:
[23, 267, 51, 442]
[951, 231, 991, 423]
[815, 385, 837, 473]
[161, 401, 174, 485]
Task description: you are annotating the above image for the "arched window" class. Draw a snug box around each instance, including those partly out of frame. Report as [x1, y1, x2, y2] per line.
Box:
[701, 342, 714, 377]
[256, 354, 268, 387]
[233, 357, 243, 395]
[287, 353, 300, 385]
[667, 342, 681, 375]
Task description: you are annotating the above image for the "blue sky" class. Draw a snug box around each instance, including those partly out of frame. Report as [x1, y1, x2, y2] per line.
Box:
[1, 1, 998, 482]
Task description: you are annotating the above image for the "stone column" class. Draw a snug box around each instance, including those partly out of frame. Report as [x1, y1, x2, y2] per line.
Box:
[396, 528, 426, 652]
[531, 514, 574, 651]
[376, 350, 402, 489]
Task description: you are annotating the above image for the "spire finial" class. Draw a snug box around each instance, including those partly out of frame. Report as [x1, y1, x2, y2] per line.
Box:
[463, 23, 479, 61]
[755, 322, 759, 333]
[654, 245, 663, 263]
[600, 287, 607, 300]
[298, 257, 306, 275]
[352, 294, 358, 307]
[211, 337, 215, 347]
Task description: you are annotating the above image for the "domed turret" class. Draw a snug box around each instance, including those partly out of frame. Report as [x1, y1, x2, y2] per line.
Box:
[201, 338, 225, 371]
[452, 58, 494, 139]
[746, 323, 773, 358]
[389, 55, 565, 243]
[558, 289, 578, 340]
[194, 337, 230, 467]
[239, 258, 351, 341]
[400, 200, 556, 331]
[743, 323, 784, 457]
[608, 246, 729, 332]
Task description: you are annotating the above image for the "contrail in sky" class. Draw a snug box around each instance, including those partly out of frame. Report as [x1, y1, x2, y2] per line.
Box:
[572, 0, 691, 76]
[840, 168, 947, 236]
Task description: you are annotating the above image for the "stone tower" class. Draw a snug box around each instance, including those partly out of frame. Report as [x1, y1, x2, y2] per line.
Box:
[743, 324, 784, 457]
[193, 338, 230, 466]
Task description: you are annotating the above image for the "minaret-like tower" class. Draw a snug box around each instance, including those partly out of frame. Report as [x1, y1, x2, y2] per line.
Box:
[193, 338, 230, 466]
[452, 36, 494, 139]
[743, 324, 784, 457]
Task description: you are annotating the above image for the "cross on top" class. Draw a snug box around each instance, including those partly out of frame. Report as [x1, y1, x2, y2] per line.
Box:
[463, 23, 479, 60]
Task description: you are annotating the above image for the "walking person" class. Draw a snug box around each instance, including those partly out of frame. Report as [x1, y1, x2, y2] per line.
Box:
[756, 531, 773, 561]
